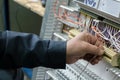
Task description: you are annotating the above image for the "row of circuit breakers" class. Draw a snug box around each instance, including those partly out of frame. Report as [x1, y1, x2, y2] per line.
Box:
[36, 0, 120, 80]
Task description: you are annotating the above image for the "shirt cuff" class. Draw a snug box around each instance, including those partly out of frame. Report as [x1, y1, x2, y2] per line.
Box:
[45, 41, 66, 69]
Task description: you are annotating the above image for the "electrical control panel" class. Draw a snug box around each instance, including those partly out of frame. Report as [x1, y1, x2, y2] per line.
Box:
[32, 0, 120, 80]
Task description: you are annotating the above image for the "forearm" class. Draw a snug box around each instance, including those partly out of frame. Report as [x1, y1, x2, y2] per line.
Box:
[0, 31, 66, 69]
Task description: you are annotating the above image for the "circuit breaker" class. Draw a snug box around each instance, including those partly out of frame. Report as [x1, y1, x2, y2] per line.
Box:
[32, 0, 120, 80]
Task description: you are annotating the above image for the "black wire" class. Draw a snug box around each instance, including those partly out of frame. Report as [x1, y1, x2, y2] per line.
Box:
[0, 1, 22, 31]
[3, 0, 10, 30]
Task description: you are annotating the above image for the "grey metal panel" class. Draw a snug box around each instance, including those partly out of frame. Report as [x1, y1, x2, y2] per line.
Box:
[32, 0, 56, 79]
[32, 0, 68, 80]
[33, 0, 120, 80]
[40, 0, 68, 39]
[74, 0, 120, 25]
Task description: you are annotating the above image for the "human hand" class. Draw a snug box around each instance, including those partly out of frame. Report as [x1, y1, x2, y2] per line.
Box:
[66, 31, 104, 65]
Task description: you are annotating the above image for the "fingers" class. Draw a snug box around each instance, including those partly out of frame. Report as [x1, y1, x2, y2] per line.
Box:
[83, 54, 94, 61]
[87, 33, 97, 45]
[90, 56, 103, 65]
[76, 31, 97, 45]
[85, 43, 104, 56]
[83, 54, 103, 65]
[95, 37, 104, 47]
[82, 33, 104, 65]
[67, 31, 104, 65]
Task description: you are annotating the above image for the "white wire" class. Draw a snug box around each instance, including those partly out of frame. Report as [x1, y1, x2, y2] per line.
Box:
[107, 25, 120, 52]
[77, 62, 89, 80]
[92, 21, 120, 53]
[77, 56, 97, 80]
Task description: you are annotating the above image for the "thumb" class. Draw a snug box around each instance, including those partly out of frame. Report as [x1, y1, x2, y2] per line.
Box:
[85, 43, 104, 56]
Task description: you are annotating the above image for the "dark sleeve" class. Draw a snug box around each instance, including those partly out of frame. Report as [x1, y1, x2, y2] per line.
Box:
[0, 31, 66, 69]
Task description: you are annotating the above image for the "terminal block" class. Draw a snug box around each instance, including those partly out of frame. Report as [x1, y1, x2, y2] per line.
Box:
[103, 46, 120, 67]
[69, 29, 80, 39]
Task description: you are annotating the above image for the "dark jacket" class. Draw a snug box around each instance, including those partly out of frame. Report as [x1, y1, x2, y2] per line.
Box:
[0, 31, 66, 69]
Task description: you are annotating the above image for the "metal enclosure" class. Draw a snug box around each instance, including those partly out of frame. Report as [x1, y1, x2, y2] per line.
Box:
[32, 0, 120, 80]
